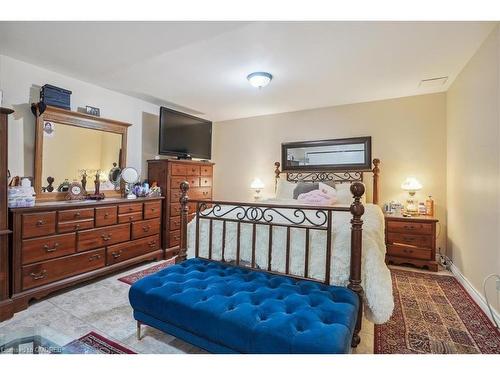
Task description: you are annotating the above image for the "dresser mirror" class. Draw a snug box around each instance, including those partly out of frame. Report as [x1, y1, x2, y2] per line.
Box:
[34, 105, 130, 200]
[281, 136, 372, 171]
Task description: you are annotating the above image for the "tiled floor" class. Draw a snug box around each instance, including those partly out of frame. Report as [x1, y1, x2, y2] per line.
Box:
[0, 260, 450, 354]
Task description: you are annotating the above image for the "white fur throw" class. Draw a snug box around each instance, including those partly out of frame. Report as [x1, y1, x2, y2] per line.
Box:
[187, 201, 394, 324]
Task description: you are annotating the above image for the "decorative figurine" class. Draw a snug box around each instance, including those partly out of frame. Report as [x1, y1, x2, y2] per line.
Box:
[81, 171, 87, 191]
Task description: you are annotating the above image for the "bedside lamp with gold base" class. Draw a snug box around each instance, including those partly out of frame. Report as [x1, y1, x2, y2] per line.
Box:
[250, 178, 265, 201]
[401, 177, 422, 216]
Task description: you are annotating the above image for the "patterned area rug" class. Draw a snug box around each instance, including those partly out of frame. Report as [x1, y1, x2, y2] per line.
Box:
[375, 269, 500, 354]
[118, 258, 176, 285]
[62, 332, 135, 354]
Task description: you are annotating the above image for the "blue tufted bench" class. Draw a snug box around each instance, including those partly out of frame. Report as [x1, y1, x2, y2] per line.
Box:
[129, 258, 359, 353]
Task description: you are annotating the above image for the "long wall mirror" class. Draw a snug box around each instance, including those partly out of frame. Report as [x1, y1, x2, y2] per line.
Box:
[281, 137, 372, 171]
[34, 105, 130, 200]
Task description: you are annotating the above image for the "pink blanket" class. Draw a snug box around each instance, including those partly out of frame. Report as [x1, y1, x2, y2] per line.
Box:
[297, 189, 337, 205]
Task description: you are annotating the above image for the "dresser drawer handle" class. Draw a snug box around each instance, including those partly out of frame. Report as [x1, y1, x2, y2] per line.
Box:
[89, 254, 102, 261]
[112, 250, 122, 259]
[101, 234, 112, 241]
[43, 243, 59, 253]
[148, 241, 157, 248]
[104, 212, 110, 218]
[403, 225, 416, 230]
[402, 249, 414, 254]
[30, 270, 47, 280]
[150, 208, 157, 212]
[74, 212, 81, 218]
[128, 207, 134, 211]
[74, 224, 80, 230]
[403, 236, 416, 243]
[36, 220, 44, 227]
[142, 225, 151, 232]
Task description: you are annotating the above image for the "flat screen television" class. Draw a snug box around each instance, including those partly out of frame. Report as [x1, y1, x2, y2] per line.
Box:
[159, 107, 212, 159]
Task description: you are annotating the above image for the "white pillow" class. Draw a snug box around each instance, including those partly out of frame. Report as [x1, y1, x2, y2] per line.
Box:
[335, 183, 367, 205]
[318, 182, 337, 199]
[275, 179, 296, 200]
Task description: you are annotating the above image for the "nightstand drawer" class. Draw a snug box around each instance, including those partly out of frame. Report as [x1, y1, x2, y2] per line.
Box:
[387, 232, 433, 248]
[387, 244, 432, 260]
[386, 220, 433, 235]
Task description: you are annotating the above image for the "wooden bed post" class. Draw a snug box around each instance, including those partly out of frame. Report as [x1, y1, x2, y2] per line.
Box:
[179, 181, 190, 263]
[348, 181, 365, 348]
[274, 161, 281, 193]
[372, 158, 380, 205]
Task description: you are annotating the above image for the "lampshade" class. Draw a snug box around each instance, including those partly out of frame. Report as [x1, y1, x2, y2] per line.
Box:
[250, 178, 265, 189]
[401, 177, 422, 191]
[247, 72, 273, 88]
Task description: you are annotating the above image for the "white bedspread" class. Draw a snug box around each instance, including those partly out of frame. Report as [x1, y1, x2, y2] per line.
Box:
[186, 200, 394, 324]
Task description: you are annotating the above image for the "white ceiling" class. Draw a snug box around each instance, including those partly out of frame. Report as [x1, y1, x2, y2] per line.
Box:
[0, 21, 496, 121]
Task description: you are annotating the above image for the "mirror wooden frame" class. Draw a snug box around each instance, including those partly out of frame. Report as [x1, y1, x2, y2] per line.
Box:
[33, 105, 131, 201]
[281, 136, 372, 172]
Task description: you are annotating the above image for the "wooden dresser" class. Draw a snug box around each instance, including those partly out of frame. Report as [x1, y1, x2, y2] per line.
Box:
[0, 108, 14, 321]
[385, 214, 439, 271]
[7, 197, 163, 316]
[147, 159, 214, 260]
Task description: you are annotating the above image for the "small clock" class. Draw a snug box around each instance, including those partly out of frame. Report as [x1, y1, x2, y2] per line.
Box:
[66, 182, 86, 200]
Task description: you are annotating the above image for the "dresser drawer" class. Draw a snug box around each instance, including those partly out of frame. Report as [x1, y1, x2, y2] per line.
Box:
[58, 208, 94, 223]
[95, 206, 118, 227]
[171, 164, 188, 176]
[169, 230, 181, 247]
[386, 220, 433, 235]
[144, 201, 161, 219]
[170, 216, 181, 231]
[387, 244, 432, 260]
[77, 223, 130, 252]
[200, 165, 213, 176]
[186, 176, 200, 187]
[22, 248, 105, 290]
[170, 176, 187, 189]
[200, 176, 212, 187]
[106, 235, 160, 266]
[170, 203, 182, 217]
[170, 203, 197, 217]
[190, 187, 212, 200]
[131, 218, 161, 240]
[22, 233, 76, 265]
[118, 203, 143, 214]
[22, 212, 56, 239]
[118, 212, 143, 223]
[387, 232, 433, 248]
[170, 189, 182, 203]
[186, 165, 201, 176]
[58, 219, 94, 234]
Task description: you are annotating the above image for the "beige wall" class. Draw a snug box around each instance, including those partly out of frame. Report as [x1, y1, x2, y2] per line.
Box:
[0, 55, 159, 179]
[447, 26, 500, 312]
[213, 93, 448, 251]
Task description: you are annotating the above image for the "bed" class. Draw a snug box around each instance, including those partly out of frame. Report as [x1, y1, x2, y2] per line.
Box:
[129, 159, 394, 353]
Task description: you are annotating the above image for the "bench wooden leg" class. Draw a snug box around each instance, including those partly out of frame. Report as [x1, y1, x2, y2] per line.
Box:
[137, 321, 142, 341]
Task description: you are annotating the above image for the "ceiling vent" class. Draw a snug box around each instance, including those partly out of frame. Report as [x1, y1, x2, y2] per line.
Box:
[419, 76, 448, 88]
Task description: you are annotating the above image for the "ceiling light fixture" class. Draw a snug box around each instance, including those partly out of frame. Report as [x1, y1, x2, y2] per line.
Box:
[247, 72, 273, 88]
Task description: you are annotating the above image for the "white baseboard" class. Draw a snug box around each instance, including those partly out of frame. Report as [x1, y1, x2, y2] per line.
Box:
[449, 262, 500, 326]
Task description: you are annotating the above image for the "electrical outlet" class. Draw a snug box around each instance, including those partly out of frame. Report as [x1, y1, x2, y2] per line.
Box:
[496, 279, 500, 292]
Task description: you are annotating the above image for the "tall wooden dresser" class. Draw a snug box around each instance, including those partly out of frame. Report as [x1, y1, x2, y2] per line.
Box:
[147, 159, 214, 260]
[0, 108, 14, 321]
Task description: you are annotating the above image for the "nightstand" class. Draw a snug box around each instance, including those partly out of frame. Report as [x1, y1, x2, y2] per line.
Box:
[384, 214, 439, 271]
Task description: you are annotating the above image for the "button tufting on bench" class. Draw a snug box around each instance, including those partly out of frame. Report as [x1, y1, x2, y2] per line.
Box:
[129, 257, 359, 354]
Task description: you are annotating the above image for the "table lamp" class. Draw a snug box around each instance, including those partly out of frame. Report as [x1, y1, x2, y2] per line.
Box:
[401, 177, 422, 215]
[250, 178, 265, 201]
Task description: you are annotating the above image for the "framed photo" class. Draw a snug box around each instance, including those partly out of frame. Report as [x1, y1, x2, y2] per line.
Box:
[85, 106, 100, 117]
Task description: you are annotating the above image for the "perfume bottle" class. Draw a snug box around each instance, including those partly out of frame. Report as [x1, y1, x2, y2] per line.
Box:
[425, 195, 434, 216]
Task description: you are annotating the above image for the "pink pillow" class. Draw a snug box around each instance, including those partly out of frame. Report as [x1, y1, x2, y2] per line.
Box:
[297, 189, 337, 205]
